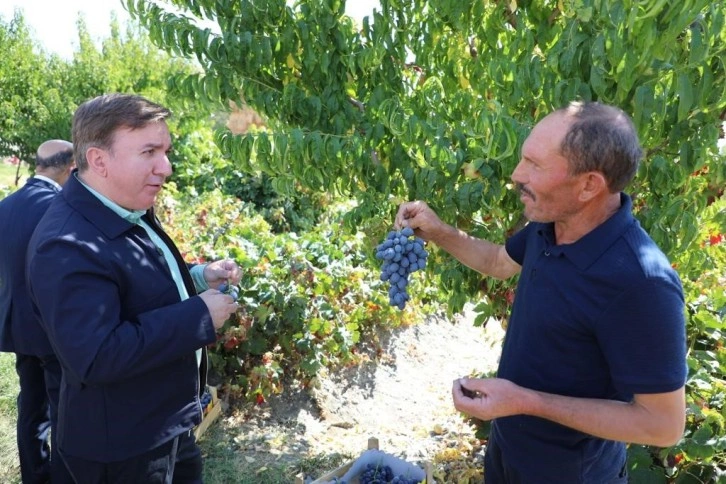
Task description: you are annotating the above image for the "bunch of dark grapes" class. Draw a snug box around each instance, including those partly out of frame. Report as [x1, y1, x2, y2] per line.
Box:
[359, 463, 393, 484]
[358, 463, 421, 484]
[375, 227, 428, 310]
[218, 282, 239, 300]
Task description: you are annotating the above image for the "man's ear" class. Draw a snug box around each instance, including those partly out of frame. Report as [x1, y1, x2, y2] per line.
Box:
[85, 147, 108, 177]
[578, 172, 609, 202]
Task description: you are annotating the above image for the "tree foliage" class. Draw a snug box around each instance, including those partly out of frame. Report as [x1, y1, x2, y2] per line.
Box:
[0, 12, 72, 169]
[0, 9, 214, 181]
[125, 0, 725, 313]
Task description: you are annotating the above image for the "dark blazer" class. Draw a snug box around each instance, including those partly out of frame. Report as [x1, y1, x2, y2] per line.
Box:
[0, 177, 59, 356]
[26, 173, 215, 462]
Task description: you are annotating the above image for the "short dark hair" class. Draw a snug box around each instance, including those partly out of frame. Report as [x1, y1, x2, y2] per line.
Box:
[558, 101, 643, 193]
[72, 93, 171, 172]
[36, 148, 73, 169]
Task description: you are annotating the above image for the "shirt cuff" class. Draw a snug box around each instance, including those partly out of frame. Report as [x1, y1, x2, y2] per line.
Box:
[190, 264, 209, 292]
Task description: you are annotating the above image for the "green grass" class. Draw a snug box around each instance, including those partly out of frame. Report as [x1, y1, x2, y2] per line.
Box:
[198, 415, 350, 483]
[0, 161, 29, 482]
[0, 162, 29, 482]
[0, 352, 21, 483]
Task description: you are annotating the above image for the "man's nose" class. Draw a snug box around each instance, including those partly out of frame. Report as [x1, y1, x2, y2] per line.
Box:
[511, 160, 525, 184]
[158, 155, 173, 176]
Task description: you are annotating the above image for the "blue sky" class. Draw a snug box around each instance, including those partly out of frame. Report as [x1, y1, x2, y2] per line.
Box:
[0, 0, 380, 59]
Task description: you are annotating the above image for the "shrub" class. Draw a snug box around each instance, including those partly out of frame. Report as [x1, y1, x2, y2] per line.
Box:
[156, 184, 444, 403]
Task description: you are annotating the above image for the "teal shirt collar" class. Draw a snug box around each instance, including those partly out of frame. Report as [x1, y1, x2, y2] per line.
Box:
[75, 172, 146, 224]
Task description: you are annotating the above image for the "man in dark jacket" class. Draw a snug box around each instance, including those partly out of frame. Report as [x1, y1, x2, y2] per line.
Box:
[26, 94, 241, 483]
[0, 140, 75, 483]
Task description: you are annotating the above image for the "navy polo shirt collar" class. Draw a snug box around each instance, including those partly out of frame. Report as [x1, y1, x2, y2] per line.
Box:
[536, 193, 635, 270]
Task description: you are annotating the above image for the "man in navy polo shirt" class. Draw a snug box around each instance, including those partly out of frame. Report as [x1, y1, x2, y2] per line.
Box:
[394, 101, 687, 482]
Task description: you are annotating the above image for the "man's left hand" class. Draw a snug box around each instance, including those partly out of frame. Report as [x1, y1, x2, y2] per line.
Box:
[203, 259, 241, 289]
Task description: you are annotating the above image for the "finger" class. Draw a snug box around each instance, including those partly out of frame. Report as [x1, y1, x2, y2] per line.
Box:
[224, 260, 240, 274]
[228, 269, 241, 284]
[394, 206, 408, 229]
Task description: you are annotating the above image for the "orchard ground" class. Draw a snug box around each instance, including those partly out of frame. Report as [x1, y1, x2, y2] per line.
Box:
[198, 305, 504, 483]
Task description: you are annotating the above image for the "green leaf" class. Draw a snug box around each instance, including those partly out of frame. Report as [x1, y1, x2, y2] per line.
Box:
[677, 73, 694, 122]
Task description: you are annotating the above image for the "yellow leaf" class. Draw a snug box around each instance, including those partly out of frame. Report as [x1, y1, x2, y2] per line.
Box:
[459, 74, 470, 89]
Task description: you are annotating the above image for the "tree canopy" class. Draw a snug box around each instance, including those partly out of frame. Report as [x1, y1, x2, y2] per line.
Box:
[125, 0, 725, 311]
[0, 9, 213, 178]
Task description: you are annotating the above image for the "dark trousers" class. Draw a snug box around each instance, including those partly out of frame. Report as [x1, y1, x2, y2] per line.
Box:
[61, 429, 203, 484]
[484, 427, 629, 484]
[484, 429, 522, 484]
[16, 353, 74, 484]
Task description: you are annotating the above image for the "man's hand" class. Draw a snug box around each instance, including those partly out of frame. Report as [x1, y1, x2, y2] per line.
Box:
[394, 201, 447, 243]
[452, 377, 686, 447]
[452, 377, 528, 420]
[198, 289, 238, 330]
[396, 202, 519, 279]
[203, 259, 241, 290]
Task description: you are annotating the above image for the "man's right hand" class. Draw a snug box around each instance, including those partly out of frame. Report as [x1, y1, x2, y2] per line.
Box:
[394, 200, 447, 243]
[198, 289, 239, 330]
[396, 200, 520, 279]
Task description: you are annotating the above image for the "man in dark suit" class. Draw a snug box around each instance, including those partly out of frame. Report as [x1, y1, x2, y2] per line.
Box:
[0, 140, 76, 483]
[26, 93, 241, 483]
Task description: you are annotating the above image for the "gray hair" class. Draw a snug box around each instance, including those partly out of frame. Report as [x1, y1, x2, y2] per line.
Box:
[558, 101, 643, 193]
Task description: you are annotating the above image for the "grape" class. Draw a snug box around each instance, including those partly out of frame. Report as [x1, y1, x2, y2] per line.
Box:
[218, 282, 239, 300]
[357, 463, 421, 484]
[374, 228, 428, 310]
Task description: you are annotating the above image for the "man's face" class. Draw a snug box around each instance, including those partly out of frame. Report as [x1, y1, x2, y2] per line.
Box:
[104, 121, 172, 211]
[510, 112, 584, 223]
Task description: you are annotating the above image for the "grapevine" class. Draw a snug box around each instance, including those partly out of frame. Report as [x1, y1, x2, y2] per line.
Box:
[375, 227, 428, 310]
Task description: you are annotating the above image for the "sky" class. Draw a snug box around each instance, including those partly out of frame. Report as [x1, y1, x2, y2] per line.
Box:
[0, 0, 380, 59]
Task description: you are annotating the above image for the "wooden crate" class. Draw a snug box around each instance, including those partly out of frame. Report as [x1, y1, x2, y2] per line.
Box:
[296, 437, 434, 484]
[194, 386, 222, 440]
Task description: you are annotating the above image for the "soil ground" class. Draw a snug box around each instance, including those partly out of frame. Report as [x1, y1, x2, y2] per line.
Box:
[203, 306, 505, 482]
